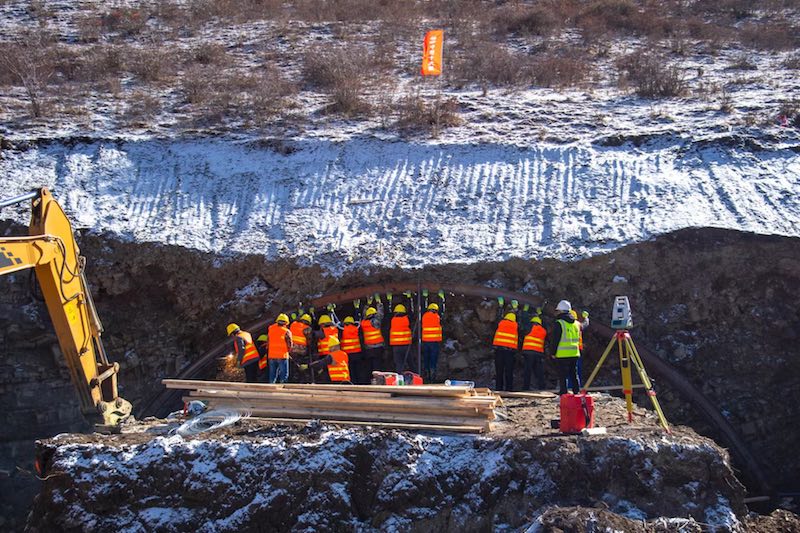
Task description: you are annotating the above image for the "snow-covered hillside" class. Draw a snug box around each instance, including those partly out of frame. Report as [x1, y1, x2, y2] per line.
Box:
[1, 134, 798, 272]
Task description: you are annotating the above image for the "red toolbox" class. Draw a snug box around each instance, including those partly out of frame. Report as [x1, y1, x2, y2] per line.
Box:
[559, 393, 595, 433]
[371, 371, 403, 386]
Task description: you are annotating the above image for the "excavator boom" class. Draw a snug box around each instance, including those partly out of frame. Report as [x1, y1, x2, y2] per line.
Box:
[1, 188, 131, 427]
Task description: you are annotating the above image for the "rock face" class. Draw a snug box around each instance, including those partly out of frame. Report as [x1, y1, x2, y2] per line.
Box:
[29, 421, 745, 532]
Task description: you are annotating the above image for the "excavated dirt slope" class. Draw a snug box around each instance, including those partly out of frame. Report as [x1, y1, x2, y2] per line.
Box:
[2, 225, 800, 529]
[29, 396, 747, 532]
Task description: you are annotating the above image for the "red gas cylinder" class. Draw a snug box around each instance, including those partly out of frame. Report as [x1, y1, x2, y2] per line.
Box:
[559, 393, 595, 433]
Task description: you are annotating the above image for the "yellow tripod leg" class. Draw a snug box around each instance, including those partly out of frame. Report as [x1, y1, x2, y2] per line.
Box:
[581, 334, 617, 393]
[619, 334, 634, 422]
[625, 337, 671, 433]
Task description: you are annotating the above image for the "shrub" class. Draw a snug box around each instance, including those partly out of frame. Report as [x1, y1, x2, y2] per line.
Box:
[126, 47, 177, 83]
[303, 45, 377, 116]
[100, 8, 149, 37]
[449, 42, 530, 90]
[530, 52, 590, 87]
[783, 53, 800, 70]
[739, 22, 797, 51]
[188, 42, 229, 66]
[395, 91, 461, 136]
[492, 4, 563, 37]
[727, 53, 758, 70]
[0, 31, 55, 117]
[617, 52, 686, 98]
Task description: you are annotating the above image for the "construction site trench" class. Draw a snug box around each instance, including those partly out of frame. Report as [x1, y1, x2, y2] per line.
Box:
[2, 223, 800, 529]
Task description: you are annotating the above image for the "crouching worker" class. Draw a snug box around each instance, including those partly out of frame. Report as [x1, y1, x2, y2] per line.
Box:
[300, 337, 351, 383]
[227, 323, 260, 383]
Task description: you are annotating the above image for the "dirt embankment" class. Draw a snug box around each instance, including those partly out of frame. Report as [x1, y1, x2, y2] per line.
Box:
[2, 225, 800, 529]
[29, 403, 745, 532]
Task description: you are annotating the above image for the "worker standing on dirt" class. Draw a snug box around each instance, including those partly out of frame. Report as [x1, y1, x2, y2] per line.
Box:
[255, 334, 270, 383]
[301, 337, 351, 383]
[548, 300, 581, 395]
[267, 314, 293, 384]
[360, 297, 385, 384]
[289, 314, 313, 383]
[341, 316, 365, 383]
[227, 323, 260, 383]
[421, 303, 443, 382]
[389, 303, 414, 374]
[492, 300, 519, 391]
[566, 309, 590, 391]
[521, 314, 547, 390]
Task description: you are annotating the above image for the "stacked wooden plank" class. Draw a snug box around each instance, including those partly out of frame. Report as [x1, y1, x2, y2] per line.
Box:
[162, 379, 501, 433]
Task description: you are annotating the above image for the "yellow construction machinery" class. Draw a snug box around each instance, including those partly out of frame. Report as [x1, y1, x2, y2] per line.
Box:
[0, 188, 131, 428]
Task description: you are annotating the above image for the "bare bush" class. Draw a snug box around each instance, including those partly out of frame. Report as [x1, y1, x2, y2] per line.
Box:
[0, 32, 55, 117]
[449, 43, 530, 91]
[303, 45, 379, 116]
[492, 3, 564, 37]
[727, 53, 758, 70]
[187, 43, 229, 66]
[783, 54, 800, 70]
[739, 22, 797, 51]
[100, 8, 149, 37]
[530, 52, 590, 87]
[395, 91, 461, 136]
[617, 52, 686, 98]
[126, 46, 178, 83]
[125, 90, 162, 123]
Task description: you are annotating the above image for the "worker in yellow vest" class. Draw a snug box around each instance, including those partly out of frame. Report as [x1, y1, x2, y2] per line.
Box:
[266, 313, 293, 383]
[492, 309, 519, 391]
[547, 300, 581, 395]
[521, 315, 547, 390]
[361, 297, 385, 384]
[389, 303, 413, 373]
[421, 303, 443, 382]
[566, 309, 590, 391]
[289, 314, 313, 383]
[227, 323, 260, 383]
[302, 337, 351, 383]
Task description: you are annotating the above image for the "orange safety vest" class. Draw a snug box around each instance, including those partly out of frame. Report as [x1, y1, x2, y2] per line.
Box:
[492, 319, 519, 350]
[258, 340, 269, 370]
[421, 311, 442, 342]
[318, 325, 339, 354]
[390, 315, 412, 346]
[361, 318, 384, 346]
[341, 324, 362, 354]
[235, 331, 260, 367]
[522, 324, 546, 352]
[290, 321, 309, 346]
[268, 323, 290, 359]
[578, 327, 584, 351]
[327, 349, 350, 382]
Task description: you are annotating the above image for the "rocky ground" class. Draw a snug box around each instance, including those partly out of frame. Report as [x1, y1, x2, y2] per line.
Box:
[29, 394, 758, 532]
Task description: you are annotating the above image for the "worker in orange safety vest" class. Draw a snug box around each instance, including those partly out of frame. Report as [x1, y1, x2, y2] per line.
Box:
[289, 314, 313, 383]
[389, 303, 414, 373]
[302, 336, 351, 383]
[360, 296, 385, 384]
[227, 323, 260, 383]
[421, 303, 443, 383]
[266, 313, 293, 383]
[521, 315, 547, 390]
[492, 301, 519, 391]
[341, 315, 367, 384]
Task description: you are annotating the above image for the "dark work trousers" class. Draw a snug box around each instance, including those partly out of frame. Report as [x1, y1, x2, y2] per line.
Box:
[557, 357, 581, 395]
[522, 350, 546, 390]
[393, 345, 415, 374]
[243, 362, 259, 383]
[494, 347, 516, 391]
[422, 342, 441, 380]
[567, 357, 583, 391]
[348, 352, 364, 384]
[362, 346, 382, 383]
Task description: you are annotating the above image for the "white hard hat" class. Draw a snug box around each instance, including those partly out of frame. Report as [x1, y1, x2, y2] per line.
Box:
[556, 300, 572, 312]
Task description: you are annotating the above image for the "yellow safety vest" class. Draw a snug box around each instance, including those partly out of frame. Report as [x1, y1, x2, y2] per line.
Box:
[555, 319, 581, 358]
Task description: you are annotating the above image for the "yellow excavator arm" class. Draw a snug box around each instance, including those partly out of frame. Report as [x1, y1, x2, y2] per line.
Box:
[1, 188, 131, 427]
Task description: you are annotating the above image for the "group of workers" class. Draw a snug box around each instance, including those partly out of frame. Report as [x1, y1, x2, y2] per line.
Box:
[226, 292, 588, 393]
[492, 298, 589, 394]
[226, 292, 445, 385]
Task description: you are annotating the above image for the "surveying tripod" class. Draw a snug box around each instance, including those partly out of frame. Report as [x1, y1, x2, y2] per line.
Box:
[581, 329, 671, 433]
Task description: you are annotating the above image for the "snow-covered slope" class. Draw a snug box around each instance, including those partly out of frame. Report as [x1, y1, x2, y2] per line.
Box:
[1, 134, 798, 271]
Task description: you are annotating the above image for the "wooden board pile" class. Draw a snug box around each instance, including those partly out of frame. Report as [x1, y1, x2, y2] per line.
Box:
[162, 379, 502, 433]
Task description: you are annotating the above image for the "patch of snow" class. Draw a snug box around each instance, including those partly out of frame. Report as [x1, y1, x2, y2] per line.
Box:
[612, 275, 628, 283]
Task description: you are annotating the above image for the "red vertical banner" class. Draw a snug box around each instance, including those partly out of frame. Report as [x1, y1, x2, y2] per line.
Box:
[421, 29, 444, 76]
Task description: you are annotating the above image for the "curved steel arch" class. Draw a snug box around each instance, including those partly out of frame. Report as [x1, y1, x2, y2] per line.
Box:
[139, 282, 771, 494]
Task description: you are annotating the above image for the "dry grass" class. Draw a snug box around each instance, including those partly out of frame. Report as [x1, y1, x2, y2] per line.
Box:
[395, 91, 461, 137]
